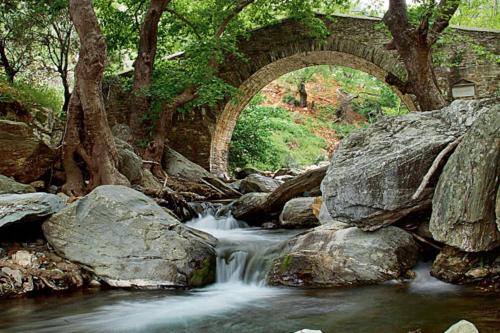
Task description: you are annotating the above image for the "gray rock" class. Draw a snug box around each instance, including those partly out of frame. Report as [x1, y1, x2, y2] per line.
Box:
[227, 180, 242, 192]
[42, 185, 216, 288]
[111, 124, 133, 143]
[321, 99, 494, 231]
[240, 174, 283, 194]
[115, 138, 143, 185]
[444, 320, 479, 333]
[0, 175, 35, 194]
[217, 192, 269, 223]
[0, 192, 65, 229]
[268, 225, 419, 287]
[234, 167, 262, 180]
[1, 267, 23, 286]
[140, 169, 163, 190]
[318, 202, 335, 224]
[274, 175, 295, 182]
[279, 197, 320, 229]
[11, 250, 39, 268]
[429, 105, 500, 252]
[163, 147, 212, 182]
[262, 222, 278, 229]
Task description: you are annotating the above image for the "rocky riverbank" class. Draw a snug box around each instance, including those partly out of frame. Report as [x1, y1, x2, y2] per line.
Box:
[1, 98, 499, 299]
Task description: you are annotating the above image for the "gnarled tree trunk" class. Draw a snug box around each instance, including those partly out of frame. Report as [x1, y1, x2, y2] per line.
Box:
[129, 0, 171, 143]
[383, 0, 459, 111]
[62, 0, 129, 196]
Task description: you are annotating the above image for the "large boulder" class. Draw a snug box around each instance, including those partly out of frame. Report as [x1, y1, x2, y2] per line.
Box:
[267, 224, 419, 287]
[0, 175, 35, 195]
[0, 120, 56, 183]
[429, 106, 500, 252]
[163, 147, 212, 182]
[431, 246, 499, 287]
[0, 193, 65, 229]
[217, 192, 269, 223]
[321, 99, 494, 231]
[279, 197, 320, 228]
[240, 174, 283, 194]
[115, 138, 143, 185]
[42, 185, 216, 288]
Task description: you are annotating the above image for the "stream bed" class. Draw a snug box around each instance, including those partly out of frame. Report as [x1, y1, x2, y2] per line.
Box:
[0, 215, 499, 333]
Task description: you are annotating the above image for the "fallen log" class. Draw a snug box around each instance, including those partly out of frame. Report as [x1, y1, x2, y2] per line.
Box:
[230, 166, 328, 221]
[201, 176, 242, 199]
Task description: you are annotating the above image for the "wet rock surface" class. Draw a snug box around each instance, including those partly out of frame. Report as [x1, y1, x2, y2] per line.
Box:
[268, 224, 419, 287]
[0, 175, 35, 195]
[42, 185, 217, 288]
[240, 174, 283, 194]
[279, 197, 320, 228]
[0, 192, 65, 229]
[217, 192, 269, 223]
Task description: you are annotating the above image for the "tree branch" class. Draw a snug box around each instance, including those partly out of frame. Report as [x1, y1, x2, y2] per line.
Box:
[165, 8, 202, 39]
[428, 0, 460, 45]
[214, 0, 256, 39]
[411, 135, 463, 201]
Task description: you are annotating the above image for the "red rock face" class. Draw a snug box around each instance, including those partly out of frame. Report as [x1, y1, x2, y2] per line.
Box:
[0, 120, 55, 183]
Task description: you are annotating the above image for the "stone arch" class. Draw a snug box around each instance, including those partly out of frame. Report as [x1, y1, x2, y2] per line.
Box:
[210, 50, 416, 175]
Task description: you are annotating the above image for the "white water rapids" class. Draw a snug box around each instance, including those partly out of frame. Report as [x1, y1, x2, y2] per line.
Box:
[19, 214, 293, 333]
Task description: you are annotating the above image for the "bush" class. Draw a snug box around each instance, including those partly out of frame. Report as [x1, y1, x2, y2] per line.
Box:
[0, 79, 63, 115]
[229, 101, 327, 171]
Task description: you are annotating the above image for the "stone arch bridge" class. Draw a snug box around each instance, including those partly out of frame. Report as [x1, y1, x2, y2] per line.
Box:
[163, 14, 499, 175]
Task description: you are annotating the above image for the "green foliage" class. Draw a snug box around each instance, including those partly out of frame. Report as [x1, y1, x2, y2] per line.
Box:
[329, 122, 359, 138]
[451, 0, 500, 30]
[0, 78, 63, 114]
[229, 98, 327, 171]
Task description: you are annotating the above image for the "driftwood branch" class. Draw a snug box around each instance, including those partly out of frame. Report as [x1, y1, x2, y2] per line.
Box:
[411, 136, 463, 201]
[410, 231, 442, 251]
[236, 166, 328, 221]
[201, 176, 242, 198]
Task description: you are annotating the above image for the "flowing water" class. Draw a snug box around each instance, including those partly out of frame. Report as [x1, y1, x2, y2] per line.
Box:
[0, 214, 499, 333]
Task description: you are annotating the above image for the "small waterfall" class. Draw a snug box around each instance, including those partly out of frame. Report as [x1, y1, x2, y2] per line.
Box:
[216, 251, 248, 283]
[187, 213, 284, 286]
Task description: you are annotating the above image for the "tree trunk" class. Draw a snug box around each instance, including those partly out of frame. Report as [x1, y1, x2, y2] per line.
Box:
[402, 45, 446, 111]
[129, 0, 171, 143]
[298, 81, 307, 108]
[142, 86, 196, 178]
[61, 72, 71, 113]
[142, 105, 174, 178]
[383, 0, 457, 111]
[0, 40, 16, 83]
[61, 0, 129, 196]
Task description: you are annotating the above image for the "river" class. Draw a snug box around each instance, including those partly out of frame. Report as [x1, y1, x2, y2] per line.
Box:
[0, 214, 498, 333]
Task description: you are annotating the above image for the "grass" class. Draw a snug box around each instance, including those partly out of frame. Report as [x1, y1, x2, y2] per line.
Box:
[0, 78, 64, 115]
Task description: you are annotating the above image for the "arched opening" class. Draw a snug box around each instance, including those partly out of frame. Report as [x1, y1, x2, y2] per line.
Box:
[210, 51, 416, 176]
